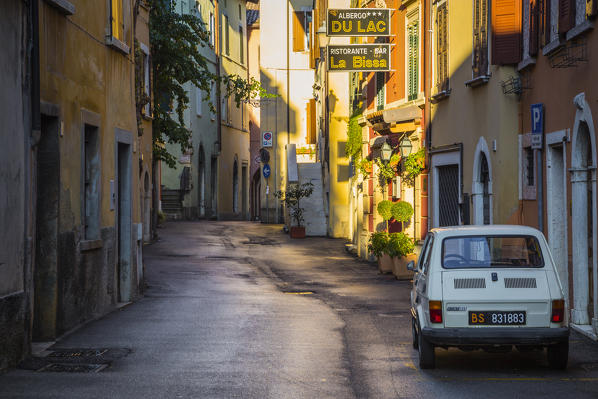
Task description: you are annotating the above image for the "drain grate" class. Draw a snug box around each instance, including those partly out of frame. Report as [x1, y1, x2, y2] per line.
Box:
[19, 348, 131, 373]
[48, 349, 108, 358]
[38, 363, 108, 373]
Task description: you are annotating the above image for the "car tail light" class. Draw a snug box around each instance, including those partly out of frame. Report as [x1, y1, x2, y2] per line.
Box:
[551, 299, 565, 323]
[429, 301, 443, 323]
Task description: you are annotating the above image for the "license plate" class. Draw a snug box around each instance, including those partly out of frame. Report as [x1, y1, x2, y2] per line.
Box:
[468, 311, 526, 325]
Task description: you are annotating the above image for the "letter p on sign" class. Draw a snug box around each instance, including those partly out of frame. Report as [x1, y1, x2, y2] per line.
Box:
[531, 103, 543, 149]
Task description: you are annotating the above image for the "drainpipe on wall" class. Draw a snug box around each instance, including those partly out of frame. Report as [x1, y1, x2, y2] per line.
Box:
[215, 0, 222, 156]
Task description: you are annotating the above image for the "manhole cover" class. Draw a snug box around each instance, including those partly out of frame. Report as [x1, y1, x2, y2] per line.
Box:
[38, 363, 108, 373]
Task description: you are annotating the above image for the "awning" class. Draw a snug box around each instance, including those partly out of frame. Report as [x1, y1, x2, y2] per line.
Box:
[383, 105, 421, 124]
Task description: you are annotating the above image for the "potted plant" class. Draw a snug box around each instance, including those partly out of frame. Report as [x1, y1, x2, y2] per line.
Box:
[391, 201, 413, 230]
[274, 182, 314, 238]
[387, 232, 417, 280]
[368, 231, 393, 273]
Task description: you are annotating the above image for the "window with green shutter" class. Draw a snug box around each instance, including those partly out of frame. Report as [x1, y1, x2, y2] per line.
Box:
[407, 18, 419, 101]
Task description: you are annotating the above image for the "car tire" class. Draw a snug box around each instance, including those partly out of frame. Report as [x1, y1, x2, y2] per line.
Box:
[547, 340, 568, 369]
[412, 317, 419, 350]
[418, 328, 435, 369]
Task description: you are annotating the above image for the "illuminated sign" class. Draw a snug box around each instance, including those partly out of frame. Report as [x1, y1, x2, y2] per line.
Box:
[327, 8, 391, 36]
[327, 44, 391, 72]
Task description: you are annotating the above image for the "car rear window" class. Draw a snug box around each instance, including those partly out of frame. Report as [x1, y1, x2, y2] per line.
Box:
[442, 235, 544, 269]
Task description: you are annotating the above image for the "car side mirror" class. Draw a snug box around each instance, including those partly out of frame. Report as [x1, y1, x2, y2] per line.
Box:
[406, 260, 415, 271]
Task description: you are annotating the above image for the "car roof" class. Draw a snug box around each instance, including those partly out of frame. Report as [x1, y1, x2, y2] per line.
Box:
[429, 224, 544, 239]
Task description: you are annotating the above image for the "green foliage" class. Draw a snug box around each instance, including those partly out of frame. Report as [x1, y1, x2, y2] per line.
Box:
[374, 157, 396, 185]
[389, 153, 401, 168]
[149, 0, 275, 167]
[368, 231, 388, 258]
[345, 111, 362, 159]
[377, 200, 393, 221]
[357, 158, 372, 176]
[402, 148, 425, 187]
[391, 201, 413, 223]
[158, 211, 166, 225]
[274, 182, 314, 227]
[386, 232, 415, 258]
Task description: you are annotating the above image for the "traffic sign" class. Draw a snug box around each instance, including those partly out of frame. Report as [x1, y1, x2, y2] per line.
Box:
[262, 164, 271, 179]
[262, 131, 272, 147]
[531, 103, 543, 149]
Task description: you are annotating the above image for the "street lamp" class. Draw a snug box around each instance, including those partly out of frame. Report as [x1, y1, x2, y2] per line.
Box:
[399, 137, 413, 157]
[381, 141, 393, 163]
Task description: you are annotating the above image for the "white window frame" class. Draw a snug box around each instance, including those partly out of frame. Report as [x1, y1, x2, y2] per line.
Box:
[139, 42, 151, 117]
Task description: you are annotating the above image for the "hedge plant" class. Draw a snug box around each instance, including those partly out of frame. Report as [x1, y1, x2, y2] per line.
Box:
[386, 232, 415, 258]
[377, 200, 393, 221]
[391, 201, 413, 223]
[368, 231, 388, 257]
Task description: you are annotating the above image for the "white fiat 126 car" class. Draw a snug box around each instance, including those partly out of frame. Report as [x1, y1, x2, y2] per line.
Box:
[408, 225, 569, 369]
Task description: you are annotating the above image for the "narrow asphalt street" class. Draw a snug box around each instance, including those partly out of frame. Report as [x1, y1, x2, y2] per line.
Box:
[2, 221, 598, 398]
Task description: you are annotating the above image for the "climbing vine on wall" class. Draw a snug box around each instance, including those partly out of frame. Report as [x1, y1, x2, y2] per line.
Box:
[401, 148, 425, 187]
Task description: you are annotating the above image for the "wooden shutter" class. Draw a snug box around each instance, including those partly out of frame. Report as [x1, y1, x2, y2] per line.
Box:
[491, 0, 522, 65]
[529, 0, 539, 56]
[307, 99, 316, 144]
[111, 0, 123, 40]
[558, 0, 575, 34]
[540, 0, 551, 46]
[436, 3, 448, 91]
[588, 0, 598, 17]
[293, 11, 306, 52]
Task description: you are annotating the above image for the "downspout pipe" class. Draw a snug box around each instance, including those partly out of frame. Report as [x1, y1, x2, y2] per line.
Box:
[215, 0, 222, 155]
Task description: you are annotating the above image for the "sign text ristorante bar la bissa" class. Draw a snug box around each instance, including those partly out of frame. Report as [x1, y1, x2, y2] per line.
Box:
[327, 44, 391, 72]
[327, 8, 391, 36]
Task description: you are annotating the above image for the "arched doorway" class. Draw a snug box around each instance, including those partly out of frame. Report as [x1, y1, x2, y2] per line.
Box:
[570, 93, 597, 328]
[472, 137, 493, 225]
[233, 158, 239, 214]
[198, 145, 205, 218]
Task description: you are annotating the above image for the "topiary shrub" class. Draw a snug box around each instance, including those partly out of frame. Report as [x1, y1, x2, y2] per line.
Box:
[391, 201, 414, 223]
[377, 200, 393, 221]
[368, 231, 388, 258]
[386, 232, 415, 258]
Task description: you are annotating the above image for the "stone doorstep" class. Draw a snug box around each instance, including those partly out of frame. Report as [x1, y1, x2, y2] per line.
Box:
[571, 323, 598, 341]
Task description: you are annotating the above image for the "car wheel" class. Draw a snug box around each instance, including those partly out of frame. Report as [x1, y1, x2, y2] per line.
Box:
[418, 328, 435, 369]
[412, 317, 419, 350]
[547, 340, 568, 369]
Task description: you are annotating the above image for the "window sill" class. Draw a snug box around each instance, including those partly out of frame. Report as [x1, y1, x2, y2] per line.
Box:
[566, 20, 594, 42]
[542, 38, 563, 56]
[517, 56, 536, 71]
[80, 239, 103, 252]
[465, 75, 490, 88]
[44, 0, 75, 15]
[430, 89, 451, 104]
[106, 36, 130, 55]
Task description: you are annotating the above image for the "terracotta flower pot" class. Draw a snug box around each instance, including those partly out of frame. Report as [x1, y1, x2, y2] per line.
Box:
[392, 253, 418, 280]
[290, 226, 306, 238]
[377, 253, 394, 274]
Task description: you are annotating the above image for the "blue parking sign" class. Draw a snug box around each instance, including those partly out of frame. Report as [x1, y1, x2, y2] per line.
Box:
[531, 103, 543, 149]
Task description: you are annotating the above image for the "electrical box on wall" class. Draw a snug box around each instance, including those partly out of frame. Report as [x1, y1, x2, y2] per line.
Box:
[392, 176, 401, 199]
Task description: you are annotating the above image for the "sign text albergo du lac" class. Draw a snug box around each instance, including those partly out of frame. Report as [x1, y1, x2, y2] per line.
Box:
[327, 8, 391, 36]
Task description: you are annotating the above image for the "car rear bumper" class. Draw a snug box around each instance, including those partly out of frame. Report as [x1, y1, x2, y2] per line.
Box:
[421, 327, 569, 346]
